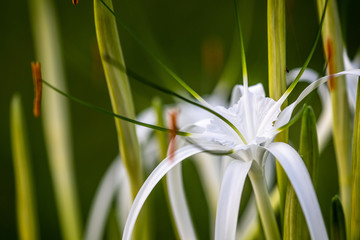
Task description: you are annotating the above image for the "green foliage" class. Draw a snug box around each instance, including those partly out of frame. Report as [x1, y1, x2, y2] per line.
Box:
[10, 94, 39, 240]
[331, 196, 346, 240]
[284, 106, 319, 240]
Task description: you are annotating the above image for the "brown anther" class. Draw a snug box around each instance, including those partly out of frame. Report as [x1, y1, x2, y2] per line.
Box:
[31, 62, 42, 118]
[326, 38, 335, 91]
[72, 0, 78, 5]
[168, 109, 178, 162]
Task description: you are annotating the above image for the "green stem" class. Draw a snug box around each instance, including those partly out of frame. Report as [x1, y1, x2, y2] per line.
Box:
[316, 1, 352, 236]
[351, 78, 360, 240]
[10, 95, 39, 240]
[28, 1, 82, 239]
[267, 0, 288, 224]
[94, 0, 142, 199]
[248, 162, 281, 240]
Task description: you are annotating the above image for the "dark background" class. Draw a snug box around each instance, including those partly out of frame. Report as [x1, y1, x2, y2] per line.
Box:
[1, 0, 359, 239]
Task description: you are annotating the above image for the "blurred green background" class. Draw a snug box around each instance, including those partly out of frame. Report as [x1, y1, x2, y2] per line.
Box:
[1, 0, 359, 239]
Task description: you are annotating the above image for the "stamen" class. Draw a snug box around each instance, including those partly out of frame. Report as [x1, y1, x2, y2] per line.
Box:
[72, 0, 78, 5]
[168, 109, 179, 161]
[31, 62, 42, 118]
[326, 38, 335, 91]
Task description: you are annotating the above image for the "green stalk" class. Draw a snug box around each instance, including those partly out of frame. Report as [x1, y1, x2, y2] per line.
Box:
[10, 94, 39, 240]
[284, 106, 319, 239]
[94, 0, 142, 199]
[316, 0, 352, 235]
[28, 1, 82, 239]
[152, 98, 180, 240]
[351, 78, 360, 240]
[94, 1, 150, 239]
[152, 98, 169, 159]
[267, 0, 288, 222]
[248, 162, 281, 240]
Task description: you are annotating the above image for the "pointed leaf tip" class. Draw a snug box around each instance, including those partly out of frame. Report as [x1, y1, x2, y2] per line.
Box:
[331, 195, 346, 240]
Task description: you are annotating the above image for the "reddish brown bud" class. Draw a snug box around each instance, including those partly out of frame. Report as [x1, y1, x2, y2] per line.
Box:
[72, 0, 78, 5]
[326, 38, 335, 91]
[31, 62, 42, 118]
[168, 110, 178, 161]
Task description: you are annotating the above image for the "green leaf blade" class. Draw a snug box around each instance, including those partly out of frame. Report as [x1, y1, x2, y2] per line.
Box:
[10, 94, 39, 240]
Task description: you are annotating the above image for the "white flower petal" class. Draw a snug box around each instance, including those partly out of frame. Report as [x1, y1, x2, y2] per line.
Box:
[230, 83, 265, 106]
[343, 50, 359, 111]
[266, 142, 328, 240]
[122, 145, 206, 240]
[85, 158, 128, 240]
[215, 160, 253, 240]
[167, 163, 197, 240]
[117, 160, 132, 230]
[135, 108, 156, 143]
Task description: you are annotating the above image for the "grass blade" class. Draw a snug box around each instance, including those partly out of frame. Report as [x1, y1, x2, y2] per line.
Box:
[316, 0, 352, 233]
[10, 94, 39, 240]
[267, 0, 288, 223]
[94, 0, 144, 199]
[28, 0, 82, 238]
[351, 78, 360, 240]
[98, 0, 205, 104]
[284, 106, 319, 240]
[331, 196, 346, 240]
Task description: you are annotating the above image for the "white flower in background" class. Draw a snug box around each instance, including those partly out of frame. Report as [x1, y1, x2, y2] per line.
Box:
[84, 94, 227, 240]
[287, 50, 360, 151]
[122, 69, 360, 240]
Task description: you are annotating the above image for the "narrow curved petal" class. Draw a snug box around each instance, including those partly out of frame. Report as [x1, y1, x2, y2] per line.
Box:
[316, 98, 332, 152]
[85, 158, 125, 240]
[167, 164, 197, 240]
[266, 142, 328, 240]
[287, 68, 333, 150]
[122, 145, 207, 240]
[343, 51, 359, 111]
[215, 160, 253, 240]
[276, 69, 360, 128]
[117, 160, 132, 230]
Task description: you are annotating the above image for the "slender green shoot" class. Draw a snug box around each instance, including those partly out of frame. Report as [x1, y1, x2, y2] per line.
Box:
[233, 0, 248, 88]
[42, 80, 190, 137]
[331, 196, 346, 240]
[281, 0, 328, 103]
[284, 106, 319, 240]
[104, 56, 248, 144]
[99, 0, 206, 104]
[10, 94, 39, 240]
[351, 77, 360, 240]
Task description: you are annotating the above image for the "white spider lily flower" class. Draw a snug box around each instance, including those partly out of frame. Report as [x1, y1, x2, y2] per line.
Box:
[123, 69, 360, 240]
[84, 98, 225, 240]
